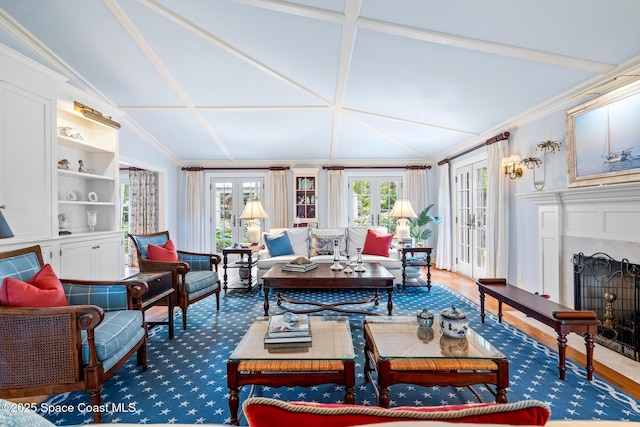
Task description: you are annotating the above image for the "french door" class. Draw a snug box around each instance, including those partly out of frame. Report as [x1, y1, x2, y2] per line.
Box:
[347, 175, 402, 232]
[455, 161, 487, 279]
[210, 177, 264, 252]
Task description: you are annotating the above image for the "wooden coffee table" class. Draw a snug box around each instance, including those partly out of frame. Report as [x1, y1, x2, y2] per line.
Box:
[364, 316, 509, 407]
[227, 316, 356, 425]
[262, 262, 395, 316]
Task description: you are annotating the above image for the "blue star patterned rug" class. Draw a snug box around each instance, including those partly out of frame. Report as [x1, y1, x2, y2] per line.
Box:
[38, 283, 640, 425]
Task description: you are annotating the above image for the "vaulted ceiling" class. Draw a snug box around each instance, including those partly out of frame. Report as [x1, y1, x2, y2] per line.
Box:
[1, 0, 639, 164]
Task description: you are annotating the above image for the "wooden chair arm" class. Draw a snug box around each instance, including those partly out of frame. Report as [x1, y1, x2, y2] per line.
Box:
[138, 258, 190, 275]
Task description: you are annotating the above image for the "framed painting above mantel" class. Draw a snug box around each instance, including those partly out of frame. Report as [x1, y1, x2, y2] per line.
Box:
[566, 79, 640, 188]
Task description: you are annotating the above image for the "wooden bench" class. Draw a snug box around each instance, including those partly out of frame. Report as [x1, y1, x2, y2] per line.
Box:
[477, 278, 601, 381]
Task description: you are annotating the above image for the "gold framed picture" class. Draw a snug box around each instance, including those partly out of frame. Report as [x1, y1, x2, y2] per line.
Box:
[566, 79, 640, 187]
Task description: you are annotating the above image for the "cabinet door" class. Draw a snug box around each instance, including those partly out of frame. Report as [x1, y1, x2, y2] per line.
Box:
[0, 82, 52, 240]
[94, 237, 123, 281]
[59, 240, 93, 280]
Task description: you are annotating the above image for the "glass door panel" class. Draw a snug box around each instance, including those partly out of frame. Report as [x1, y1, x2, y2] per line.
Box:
[455, 161, 487, 279]
[211, 177, 264, 252]
[348, 175, 401, 232]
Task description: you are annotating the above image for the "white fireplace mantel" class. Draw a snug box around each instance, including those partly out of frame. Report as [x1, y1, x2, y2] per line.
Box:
[516, 182, 640, 306]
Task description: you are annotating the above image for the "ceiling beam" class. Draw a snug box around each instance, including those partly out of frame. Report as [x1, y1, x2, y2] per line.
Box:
[141, 0, 331, 107]
[357, 18, 616, 74]
[329, 0, 361, 160]
[226, 0, 344, 24]
[105, 0, 234, 160]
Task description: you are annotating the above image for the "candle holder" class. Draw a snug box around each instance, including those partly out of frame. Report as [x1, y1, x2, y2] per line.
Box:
[330, 238, 343, 271]
[343, 254, 353, 274]
[354, 247, 366, 272]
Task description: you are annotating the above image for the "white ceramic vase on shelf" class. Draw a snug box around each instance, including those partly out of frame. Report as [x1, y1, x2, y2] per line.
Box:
[87, 210, 97, 232]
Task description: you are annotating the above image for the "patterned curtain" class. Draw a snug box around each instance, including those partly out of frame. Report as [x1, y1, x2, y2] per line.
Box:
[129, 168, 159, 266]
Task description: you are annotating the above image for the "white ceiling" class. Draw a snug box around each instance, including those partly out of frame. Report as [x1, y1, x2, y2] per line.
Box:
[1, 0, 640, 164]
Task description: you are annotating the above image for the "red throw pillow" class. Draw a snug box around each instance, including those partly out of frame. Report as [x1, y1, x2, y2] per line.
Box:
[0, 264, 69, 307]
[147, 239, 178, 261]
[361, 229, 393, 257]
[243, 398, 551, 427]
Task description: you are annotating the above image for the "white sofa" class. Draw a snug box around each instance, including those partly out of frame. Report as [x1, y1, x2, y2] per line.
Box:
[256, 226, 403, 285]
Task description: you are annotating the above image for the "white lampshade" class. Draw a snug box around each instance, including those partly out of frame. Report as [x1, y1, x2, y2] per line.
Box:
[389, 199, 417, 240]
[239, 200, 268, 220]
[240, 200, 268, 244]
[389, 199, 417, 219]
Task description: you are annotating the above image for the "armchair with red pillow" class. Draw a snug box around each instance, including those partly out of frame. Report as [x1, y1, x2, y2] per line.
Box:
[128, 230, 222, 330]
[0, 245, 148, 423]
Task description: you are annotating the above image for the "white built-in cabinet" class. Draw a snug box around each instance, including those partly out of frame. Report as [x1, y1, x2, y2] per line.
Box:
[0, 79, 53, 241]
[0, 44, 124, 280]
[59, 236, 122, 281]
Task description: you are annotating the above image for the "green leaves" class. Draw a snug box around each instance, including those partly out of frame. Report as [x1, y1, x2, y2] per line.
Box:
[409, 204, 441, 242]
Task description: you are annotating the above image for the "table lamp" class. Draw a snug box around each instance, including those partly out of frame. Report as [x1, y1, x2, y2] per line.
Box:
[239, 200, 268, 244]
[389, 199, 417, 241]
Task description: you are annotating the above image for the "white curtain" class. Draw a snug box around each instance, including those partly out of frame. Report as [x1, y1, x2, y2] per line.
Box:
[405, 168, 428, 214]
[326, 169, 346, 227]
[268, 169, 288, 229]
[486, 140, 509, 278]
[435, 162, 452, 270]
[185, 170, 204, 252]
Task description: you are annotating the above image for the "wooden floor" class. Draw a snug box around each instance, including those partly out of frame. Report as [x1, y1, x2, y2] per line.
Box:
[431, 268, 640, 400]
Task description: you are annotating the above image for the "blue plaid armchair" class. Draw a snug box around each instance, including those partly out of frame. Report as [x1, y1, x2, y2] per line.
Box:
[128, 231, 221, 330]
[0, 245, 148, 423]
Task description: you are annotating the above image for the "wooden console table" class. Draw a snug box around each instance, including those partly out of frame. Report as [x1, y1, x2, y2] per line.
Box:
[477, 278, 600, 381]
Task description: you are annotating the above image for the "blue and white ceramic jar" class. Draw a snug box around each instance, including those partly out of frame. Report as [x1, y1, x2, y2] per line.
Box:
[439, 306, 469, 338]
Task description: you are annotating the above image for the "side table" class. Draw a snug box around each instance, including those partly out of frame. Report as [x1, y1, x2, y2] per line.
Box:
[222, 244, 262, 293]
[124, 271, 174, 339]
[398, 245, 432, 292]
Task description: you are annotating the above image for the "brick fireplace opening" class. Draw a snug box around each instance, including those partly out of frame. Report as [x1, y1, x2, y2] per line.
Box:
[573, 252, 639, 361]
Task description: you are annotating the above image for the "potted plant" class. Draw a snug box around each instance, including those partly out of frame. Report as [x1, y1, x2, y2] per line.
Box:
[409, 204, 441, 246]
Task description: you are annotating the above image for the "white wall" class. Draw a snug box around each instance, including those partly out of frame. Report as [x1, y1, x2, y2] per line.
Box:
[118, 124, 180, 243]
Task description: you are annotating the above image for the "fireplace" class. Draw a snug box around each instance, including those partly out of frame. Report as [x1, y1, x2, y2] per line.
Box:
[573, 252, 640, 361]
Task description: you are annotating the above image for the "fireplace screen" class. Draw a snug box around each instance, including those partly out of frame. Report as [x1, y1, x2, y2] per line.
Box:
[573, 253, 640, 361]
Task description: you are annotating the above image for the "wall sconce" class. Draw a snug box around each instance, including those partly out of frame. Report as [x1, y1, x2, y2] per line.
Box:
[501, 155, 523, 179]
[521, 138, 561, 191]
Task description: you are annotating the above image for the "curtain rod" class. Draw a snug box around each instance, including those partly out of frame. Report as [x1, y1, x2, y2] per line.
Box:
[181, 166, 290, 171]
[119, 166, 148, 171]
[322, 165, 431, 170]
[437, 131, 510, 166]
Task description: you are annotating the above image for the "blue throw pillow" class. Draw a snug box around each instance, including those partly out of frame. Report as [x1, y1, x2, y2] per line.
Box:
[264, 232, 295, 257]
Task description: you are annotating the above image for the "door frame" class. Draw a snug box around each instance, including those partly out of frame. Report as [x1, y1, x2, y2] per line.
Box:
[205, 171, 267, 252]
[346, 171, 405, 230]
[452, 152, 488, 279]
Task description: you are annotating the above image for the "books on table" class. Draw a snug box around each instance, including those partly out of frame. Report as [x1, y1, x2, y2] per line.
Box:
[281, 261, 319, 272]
[264, 313, 312, 347]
